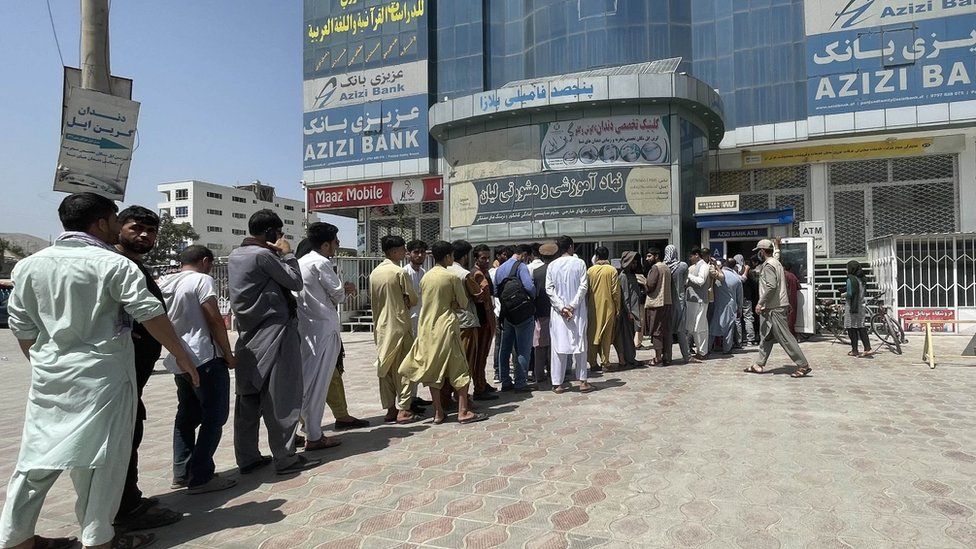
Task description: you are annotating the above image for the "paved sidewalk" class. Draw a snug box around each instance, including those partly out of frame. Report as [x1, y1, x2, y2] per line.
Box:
[1, 331, 975, 548]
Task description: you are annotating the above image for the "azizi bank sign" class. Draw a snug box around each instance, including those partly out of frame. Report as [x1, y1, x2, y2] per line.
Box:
[308, 176, 442, 211]
[805, 0, 976, 116]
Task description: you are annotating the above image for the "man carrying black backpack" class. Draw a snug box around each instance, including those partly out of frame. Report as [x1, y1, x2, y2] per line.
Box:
[492, 244, 537, 392]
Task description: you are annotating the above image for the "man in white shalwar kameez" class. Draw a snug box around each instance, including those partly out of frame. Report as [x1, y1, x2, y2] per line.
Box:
[0, 193, 198, 549]
[546, 236, 593, 394]
[296, 223, 355, 451]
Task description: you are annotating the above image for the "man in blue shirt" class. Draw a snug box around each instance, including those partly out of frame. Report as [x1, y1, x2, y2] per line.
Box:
[493, 244, 537, 391]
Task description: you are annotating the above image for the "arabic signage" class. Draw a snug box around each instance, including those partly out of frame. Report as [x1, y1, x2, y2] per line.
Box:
[476, 77, 609, 114]
[541, 115, 670, 171]
[806, 3, 976, 116]
[449, 167, 672, 228]
[695, 195, 740, 214]
[307, 176, 442, 210]
[804, 0, 974, 36]
[901, 308, 955, 333]
[304, 0, 428, 79]
[303, 60, 426, 111]
[55, 88, 139, 201]
[742, 138, 934, 167]
[303, 93, 428, 169]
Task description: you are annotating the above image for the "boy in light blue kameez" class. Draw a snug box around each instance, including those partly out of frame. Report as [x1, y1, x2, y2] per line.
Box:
[0, 194, 198, 549]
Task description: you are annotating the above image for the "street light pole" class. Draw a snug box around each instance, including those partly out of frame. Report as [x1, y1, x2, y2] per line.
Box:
[80, 0, 110, 93]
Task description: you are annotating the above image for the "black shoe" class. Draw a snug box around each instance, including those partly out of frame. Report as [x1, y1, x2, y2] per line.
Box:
[473, 392, 499, 401]
[514, 384, 538, 393]
[240, 455, 273, 475]
[276, 454, 322, 475]
[485, 385, 498, 393]
[410, 403, 427, 414]
[413, 397, 433, 406]
[500, 385, 515, 392]
[334, 417, 370, 430]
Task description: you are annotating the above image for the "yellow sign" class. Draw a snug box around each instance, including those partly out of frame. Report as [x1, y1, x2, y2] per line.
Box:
[742, 138, 934, 168]
[306, 0, 425, 43]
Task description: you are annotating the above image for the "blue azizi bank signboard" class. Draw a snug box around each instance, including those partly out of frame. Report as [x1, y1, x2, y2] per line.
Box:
[805, 0, 976, 115]
[302, 0, 431, 172]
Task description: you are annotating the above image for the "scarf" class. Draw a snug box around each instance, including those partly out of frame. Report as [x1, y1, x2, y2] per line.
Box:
[56, 231, 117, 252]
[240, 237, 298, 318]
[663, 245, 680, 274]
[846, 260, 863, 315]
[733, 254, 745, 274]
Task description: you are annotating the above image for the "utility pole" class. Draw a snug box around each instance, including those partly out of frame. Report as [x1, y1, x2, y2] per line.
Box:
[80, 0, 110, 93]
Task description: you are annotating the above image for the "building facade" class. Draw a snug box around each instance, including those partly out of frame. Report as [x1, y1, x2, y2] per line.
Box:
[303, 0, 976, 323]
[157, 180, 312, 257]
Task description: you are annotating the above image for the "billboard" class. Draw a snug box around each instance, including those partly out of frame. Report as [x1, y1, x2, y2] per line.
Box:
[303, 0, 430, 173]
[805, 1, 976, 116]
[307, 176, 442, 210]
[541, 115, 670, 171]
[449, 167, 671, 227]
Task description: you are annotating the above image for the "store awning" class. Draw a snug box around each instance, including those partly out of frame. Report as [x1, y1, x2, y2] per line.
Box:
[694, 207, 794, 229]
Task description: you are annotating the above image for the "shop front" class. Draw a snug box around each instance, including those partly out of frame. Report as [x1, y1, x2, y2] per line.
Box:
[428, 62, 726, 255]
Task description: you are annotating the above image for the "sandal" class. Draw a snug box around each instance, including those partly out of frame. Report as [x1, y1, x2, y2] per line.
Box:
[791, 366, 812, 378]
[458, 412, 489, 425]
[847, 351, 858, 357]
[396, 413, 422, 425]
[112, 533, 155, 549]
[432, 416, 446, 425]
[859, 350, 876, 358]
[743, 365, 764, 374]
[114, 505, 182, 532]
[304, 436, 342, 451]
[579, 382, 594, 393]
[32, 535, 79, 549]
[553, 385, 565, 394]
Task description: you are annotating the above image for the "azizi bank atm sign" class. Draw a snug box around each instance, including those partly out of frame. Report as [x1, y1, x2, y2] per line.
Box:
[308, 176, 442, 211]
[805, 0, 976, 116]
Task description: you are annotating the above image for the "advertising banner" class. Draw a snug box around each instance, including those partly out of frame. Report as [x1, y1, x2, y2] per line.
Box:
[308, 176, 442, 211]
[742, 138, 935, 167]
[303, 93, 429, 169]
[303, 0, 430, 173]
[541, 115, 670, 171]
[55, 88, 140, 201]
[449, 167, 671, 227]
[805, 2, 976, 116]
[901, 308, 956, 333]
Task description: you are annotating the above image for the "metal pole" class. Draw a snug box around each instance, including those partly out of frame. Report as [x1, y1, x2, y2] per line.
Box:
[80, 0, 110, 93]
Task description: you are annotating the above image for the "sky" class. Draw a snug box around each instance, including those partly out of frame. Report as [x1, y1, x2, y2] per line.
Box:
[0, 1, 356, 243]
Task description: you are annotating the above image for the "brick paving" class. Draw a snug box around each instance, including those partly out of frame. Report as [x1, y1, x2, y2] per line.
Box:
[1, 331, 976, 548]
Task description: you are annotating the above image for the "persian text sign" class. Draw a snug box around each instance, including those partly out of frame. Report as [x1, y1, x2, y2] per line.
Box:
[308, 176, 442, 210]
[901, 308, 956, 333]
[541, 115, 670, 171]
[303, 60, 427, 111]
[303, 93, 428, 169]
[804, 0, 976, 36]
[55, 88, 140, 201]
[449, 167, 671, 227]
[742, 138, 934, 167]
[807, 10, 976, 115]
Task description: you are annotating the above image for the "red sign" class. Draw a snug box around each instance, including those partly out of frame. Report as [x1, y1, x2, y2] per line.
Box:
[308, 177, 442, 211]
[900, 308, 955, 333]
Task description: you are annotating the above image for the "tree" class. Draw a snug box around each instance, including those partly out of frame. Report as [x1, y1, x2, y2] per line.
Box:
[0, 238, 27, 260]
[144, 213, 199, 265]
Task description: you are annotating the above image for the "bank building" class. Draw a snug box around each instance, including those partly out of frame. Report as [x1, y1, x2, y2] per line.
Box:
[302, 0, 976, 333]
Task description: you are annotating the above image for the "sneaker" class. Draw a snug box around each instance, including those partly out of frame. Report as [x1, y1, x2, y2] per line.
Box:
[188, 476, 238, 495]
[170, 478, 188, 490]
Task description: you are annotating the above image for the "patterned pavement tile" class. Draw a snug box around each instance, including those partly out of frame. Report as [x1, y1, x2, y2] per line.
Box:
[2, 332, 976, 547]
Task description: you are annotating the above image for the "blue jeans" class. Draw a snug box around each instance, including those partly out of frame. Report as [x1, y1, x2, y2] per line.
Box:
[173, 358, 230, 487]
[499, 318, 533, 389]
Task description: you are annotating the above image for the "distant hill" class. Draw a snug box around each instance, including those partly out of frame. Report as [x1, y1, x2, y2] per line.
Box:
[0, 233, 50, 256]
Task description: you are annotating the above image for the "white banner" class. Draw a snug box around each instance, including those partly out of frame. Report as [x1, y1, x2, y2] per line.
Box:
[804, 0, 976, 36]
[303, 60, 427, 112]
[541, 115, 670, 171]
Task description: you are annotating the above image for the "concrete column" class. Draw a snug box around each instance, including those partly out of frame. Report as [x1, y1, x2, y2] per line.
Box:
[958, 133, 976, 233]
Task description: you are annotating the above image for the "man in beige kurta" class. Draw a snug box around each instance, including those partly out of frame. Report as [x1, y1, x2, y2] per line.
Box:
[399, 241, 488, 425]
[587, 247, 620, 371]
[369, 236, 420, 424]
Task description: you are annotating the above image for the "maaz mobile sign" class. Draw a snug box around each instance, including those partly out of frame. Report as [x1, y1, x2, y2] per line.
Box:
[805, 0, 976, 116]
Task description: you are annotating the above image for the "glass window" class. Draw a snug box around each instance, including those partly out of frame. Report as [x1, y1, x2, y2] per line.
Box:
[206, 209, 222, 216]
[206, 192, 223, 199]
[232, 196, 247, 203]
[284, 205, 295, 211]
[175, 189, 189, 200]
[232, 213, 246, 219]
[175, 206, 188, 218]
[232, 229, 246, 236]
[207, 226, 223, 233]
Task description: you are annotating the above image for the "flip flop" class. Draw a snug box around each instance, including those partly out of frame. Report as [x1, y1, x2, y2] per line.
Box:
[791, 366, 812, 378]
[579, 383, 594, 393]
[396, 413, 422, 425]
[458, 412, 489, 425]
[743, 365, 764, 374]
[112, 533, 155, 549]
[432, 416, 446, 425]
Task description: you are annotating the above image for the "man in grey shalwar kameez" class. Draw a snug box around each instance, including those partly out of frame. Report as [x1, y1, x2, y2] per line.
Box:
[663, 245, 694, 363]
[229, 210, 321, 475]
[613, 252, 643, 369]
[709, 259, 744, 355]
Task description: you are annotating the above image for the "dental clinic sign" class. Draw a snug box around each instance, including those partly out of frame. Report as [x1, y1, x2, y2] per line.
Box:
[805, 1, 976, 116]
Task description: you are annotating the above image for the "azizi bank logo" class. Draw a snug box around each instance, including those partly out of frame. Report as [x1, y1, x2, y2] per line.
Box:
[830, 0, 875, 29]
[830, 0, 975, 31]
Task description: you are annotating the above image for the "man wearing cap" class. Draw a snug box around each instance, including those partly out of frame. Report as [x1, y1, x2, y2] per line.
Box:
[685, 247, 711, 359]
[613, 251, 643, 369]
[744, 239, 811, 377]
[532, 242, 559, 385]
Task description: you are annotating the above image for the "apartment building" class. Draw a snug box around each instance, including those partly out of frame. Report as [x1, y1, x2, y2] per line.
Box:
[158, 180, 312, 257]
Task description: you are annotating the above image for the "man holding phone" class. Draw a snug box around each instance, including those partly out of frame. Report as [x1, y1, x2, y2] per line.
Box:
[228, 210, 321, 476]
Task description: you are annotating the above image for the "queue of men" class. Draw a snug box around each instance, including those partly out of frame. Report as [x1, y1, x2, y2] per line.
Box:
[0, 192, 811, 549]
